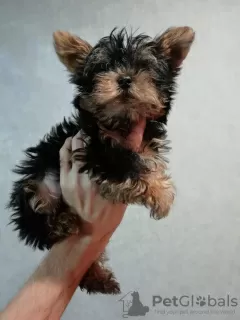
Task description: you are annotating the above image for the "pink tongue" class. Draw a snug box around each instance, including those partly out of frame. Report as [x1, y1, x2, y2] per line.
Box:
[125, 117, 146, 152]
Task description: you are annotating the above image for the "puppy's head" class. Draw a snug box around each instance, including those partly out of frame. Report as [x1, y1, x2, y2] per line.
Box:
[53, 27, 194, 149]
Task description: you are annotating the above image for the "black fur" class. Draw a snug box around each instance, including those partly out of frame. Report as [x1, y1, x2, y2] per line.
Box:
[74, 28, 178, 127]
[8, 110, 167, 249]
[8, 29, 177, 251]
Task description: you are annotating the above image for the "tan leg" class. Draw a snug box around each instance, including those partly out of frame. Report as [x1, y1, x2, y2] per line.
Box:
[99, 172, 175, 220]
[144, 173, 175, 219]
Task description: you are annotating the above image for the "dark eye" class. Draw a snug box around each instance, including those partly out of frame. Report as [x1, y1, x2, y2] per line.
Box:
[135, 60, 150, 70]
[92, 62, 109, 74]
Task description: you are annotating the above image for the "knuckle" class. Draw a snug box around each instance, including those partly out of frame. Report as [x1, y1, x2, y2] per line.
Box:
[72, 149, 83, 164]
[60, 137, 72, 155]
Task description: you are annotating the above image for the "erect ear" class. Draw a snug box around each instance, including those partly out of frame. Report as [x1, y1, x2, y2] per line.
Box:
[53, 31, 92, 72]
[155, 26, 195, 68]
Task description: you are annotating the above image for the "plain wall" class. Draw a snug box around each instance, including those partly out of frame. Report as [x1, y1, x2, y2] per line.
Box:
[0, 0, 240, 319]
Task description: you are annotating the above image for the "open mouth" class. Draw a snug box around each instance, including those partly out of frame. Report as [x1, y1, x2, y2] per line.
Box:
[123, 117, 146, 151]
[98, 100, 163, 152]
[100, 117, 147, 152]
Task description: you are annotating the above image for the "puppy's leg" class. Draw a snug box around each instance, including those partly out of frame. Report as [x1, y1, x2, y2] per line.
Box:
[100, 173, 175, 220]
[144, 173, 175, 219]
[24, 172, 61, 214]
[80, 254, 120, 295]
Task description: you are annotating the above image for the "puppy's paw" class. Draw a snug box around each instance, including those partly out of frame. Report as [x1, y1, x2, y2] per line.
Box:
[100, 274, 121, 295]
[83, 273, 121, 295]
[148, 178, 175, 220]
[80, 262, 121, 295]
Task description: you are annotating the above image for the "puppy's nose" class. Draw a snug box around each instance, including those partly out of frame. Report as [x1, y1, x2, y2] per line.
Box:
[118, 76, 132, 89]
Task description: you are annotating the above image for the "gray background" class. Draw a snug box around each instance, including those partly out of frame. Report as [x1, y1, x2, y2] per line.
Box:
[0, 0, 240, 319]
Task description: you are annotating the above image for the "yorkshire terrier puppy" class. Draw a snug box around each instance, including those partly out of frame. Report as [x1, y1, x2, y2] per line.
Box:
[8, 27, 194, 294]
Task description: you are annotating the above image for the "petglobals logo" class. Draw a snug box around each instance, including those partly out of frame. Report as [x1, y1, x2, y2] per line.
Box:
[152, 294, 238, 308]
[118, 291, 238, 318]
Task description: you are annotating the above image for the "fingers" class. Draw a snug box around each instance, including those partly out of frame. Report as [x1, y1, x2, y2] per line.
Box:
[71, 131, 85, 173]
[59, 131, 84, 170]
[72, 131, 83, 152]
[60, 137, 72, 190]
[59, 132, 86, 186]
[59, 137, 72, 173]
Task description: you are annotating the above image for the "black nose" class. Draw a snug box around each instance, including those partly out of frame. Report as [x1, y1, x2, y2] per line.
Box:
[118, 76, 132, 89]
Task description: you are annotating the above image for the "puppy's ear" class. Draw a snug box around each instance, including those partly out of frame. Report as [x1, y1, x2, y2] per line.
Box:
[53, 31, 92, 72]
[155, 26, 195, 68]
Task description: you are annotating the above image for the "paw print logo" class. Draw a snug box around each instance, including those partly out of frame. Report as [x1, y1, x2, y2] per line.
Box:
[196, 296, 206, 307]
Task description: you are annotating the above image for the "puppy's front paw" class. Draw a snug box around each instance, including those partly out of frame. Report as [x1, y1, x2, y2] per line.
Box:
[148, 178, 175, 220]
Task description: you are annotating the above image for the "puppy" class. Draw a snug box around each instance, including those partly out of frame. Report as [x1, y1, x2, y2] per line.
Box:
[8, 27, 194, 294]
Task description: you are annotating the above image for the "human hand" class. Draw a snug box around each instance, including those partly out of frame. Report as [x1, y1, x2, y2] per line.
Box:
[59, 132, 127, 243]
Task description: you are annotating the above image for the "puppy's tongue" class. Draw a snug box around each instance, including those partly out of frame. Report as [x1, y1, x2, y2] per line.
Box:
[124, 117, 146, 152]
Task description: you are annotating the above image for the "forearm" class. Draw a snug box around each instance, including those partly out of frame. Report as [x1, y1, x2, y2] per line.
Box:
[0, 234, 109, 320]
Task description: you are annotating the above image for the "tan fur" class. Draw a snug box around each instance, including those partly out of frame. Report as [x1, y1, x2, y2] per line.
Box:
[99, 171, 175, 219]
[21, 27, 194, 295]
[53, 31, 92, 72]
[145, 172, 175, 219]
[97, 137, 175, 219]
[46, 211, 81, 241]
[24, 174, 61, 214]
[130, 71, 165, 113]
[85, 69, 166, 126]
[24, 181, 56, 214]
[156, 26, 195, 67]
[80, 131, 175, 219]
[139, 138, 169, 171]
[93, 71, 120, 105]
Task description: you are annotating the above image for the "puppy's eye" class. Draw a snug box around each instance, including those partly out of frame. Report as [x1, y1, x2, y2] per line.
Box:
[101, 63, 108, 71]
[115, 61, 123, 68]
[136, 60, 150, 70]
[92, 63, 109, 74]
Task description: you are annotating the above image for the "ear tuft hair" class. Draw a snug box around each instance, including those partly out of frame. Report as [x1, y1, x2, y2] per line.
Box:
[53, 31, 92, 72]
[155, 26, 195, 68]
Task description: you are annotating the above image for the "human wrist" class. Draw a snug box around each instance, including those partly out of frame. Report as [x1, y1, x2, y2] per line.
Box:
[57, 233, 110, 273]
[68, 234, 110, 281]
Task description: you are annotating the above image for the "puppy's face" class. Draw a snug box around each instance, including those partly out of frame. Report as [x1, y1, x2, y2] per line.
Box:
[53, 28, 194, 148]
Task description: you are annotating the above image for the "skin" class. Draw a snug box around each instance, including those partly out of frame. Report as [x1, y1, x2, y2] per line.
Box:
[0, 133, 129, 320]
